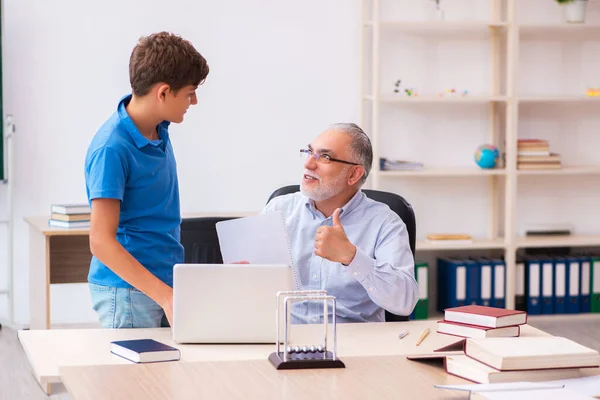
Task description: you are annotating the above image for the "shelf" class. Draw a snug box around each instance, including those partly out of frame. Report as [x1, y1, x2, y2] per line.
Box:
[379, 167, 505, 177]
[519, 24, 600, 40]
[365, 21, 507, 34]
[417, 238, 506, 251]
[366, 95, 508, 104]
[517, 166, 600, 176]
[517, 235, 600, 249]
[519, 96, 600, 104]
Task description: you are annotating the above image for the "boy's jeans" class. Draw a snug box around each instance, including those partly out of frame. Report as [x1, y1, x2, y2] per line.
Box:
[89, 283, 170, 328]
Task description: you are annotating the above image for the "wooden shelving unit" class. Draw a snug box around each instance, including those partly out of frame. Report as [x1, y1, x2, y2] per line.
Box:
[360, 0, 600, 310]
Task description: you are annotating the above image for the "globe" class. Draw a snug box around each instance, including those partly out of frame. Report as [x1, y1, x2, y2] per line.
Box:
[474, 144, 499, 169]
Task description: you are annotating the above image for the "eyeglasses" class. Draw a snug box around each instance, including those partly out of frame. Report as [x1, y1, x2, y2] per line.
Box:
[300, 148, 361, 166]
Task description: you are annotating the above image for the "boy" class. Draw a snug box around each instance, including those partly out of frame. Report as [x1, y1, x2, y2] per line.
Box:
[84, 32, 209, 328]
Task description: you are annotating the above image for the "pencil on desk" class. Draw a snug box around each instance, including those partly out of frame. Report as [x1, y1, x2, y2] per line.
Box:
[415, 328, 430, 346]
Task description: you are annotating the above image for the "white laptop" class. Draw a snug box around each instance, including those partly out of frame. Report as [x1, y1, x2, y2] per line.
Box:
[172, 263, 293, 344]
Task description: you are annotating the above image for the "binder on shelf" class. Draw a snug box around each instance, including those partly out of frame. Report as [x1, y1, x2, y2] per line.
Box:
[515, 257, 526, 312]
[491, 258, 506, 309]
[437, 258, 467, 311]
[525, 258, 542, 315]
[411, 261, 429, 320]
[565, 256, 580, 314]
[541, 257, 554, 315]
[553, 257, 567, 314]
[592, 256, 600, 314]
[579, 255, 591, 313]
[476, 258, 493, 307]
[466, 259, 480, 306]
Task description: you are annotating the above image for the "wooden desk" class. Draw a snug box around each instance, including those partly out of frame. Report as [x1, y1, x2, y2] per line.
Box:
[18, 320, 549, 395]
[60, 356, 471, 400]
[24, 212, 254, 330]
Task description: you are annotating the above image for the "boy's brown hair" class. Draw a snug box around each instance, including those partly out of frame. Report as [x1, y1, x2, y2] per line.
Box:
[129, 32, 209, 97]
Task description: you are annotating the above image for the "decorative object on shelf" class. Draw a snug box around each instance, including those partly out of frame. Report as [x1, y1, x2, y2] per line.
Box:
[430, 0, 445, 21]
[393, 79, 418, 96]
[474, 144, 499, 169]
[586, 87, 600, 97]
[556, 0, 588, 24]
[437, 88, 468, 98]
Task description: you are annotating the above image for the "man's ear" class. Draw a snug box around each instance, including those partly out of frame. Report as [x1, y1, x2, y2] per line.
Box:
[156, 84, 171, 102]
[348, 166, 365, 186]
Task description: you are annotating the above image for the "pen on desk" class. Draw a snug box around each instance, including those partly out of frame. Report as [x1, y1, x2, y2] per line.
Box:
[398, 330, 410, 339]
[415, 328, 430, 346]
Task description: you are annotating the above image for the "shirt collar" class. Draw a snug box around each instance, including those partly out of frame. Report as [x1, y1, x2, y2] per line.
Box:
[117, 94, 170, 149]
[304, 189, 365, 219]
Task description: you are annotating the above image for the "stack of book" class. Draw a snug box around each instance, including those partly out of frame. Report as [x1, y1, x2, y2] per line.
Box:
[517, 139, 561, 170]
[437, 305, 526, 339]
[379, 157, 424, 171]
[442, 336, 600, 384]
[49, 203, 91, 228]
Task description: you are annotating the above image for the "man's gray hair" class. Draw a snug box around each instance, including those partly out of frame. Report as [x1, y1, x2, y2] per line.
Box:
[328, 123, 373, 185]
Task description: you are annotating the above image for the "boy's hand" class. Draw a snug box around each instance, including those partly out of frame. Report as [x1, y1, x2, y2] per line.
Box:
[313, 208, 357, 266]
[159, 287, 174, 327]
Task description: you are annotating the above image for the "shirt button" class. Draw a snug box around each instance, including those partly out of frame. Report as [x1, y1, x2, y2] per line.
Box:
[369, 287, 374, 292]
[312, 274, 317, 280]
[353, 272, 358, 276]
[312, 317, 318, 323]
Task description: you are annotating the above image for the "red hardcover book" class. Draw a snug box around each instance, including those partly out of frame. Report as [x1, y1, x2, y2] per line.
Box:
[444, 305, 527, 328]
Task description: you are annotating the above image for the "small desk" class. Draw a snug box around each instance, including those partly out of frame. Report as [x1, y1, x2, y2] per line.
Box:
[60, 356, 470, 400]
[24, 212, 254, 330]
[18, 320, 549, 395]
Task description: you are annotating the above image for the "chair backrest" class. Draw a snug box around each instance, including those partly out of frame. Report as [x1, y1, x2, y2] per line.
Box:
[180, 217, 238, 263]
[267, 185, 416, 322]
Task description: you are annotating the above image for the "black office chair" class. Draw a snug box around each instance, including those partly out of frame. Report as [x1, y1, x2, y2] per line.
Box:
[267, 185, 417, 322]
[180, 217, 239, 263]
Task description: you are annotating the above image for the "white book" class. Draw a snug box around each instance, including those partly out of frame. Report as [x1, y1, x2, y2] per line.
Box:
[48, 220, 91, 229]
[50, 203, 91, 214]
[465, 336, 600, 371]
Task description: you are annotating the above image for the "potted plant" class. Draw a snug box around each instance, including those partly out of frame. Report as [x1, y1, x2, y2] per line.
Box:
[556, 0, 588, 23]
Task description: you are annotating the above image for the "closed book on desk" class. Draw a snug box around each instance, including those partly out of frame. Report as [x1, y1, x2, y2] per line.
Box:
[465, 336, 600, 371]
[445, 354, 583, 384]
[437, 320, 520, 339]
[110, 339, 180, 363]
[444, 305, 527, 328]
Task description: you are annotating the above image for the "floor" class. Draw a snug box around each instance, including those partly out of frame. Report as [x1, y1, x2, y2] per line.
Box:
[1, 314, 599, 400]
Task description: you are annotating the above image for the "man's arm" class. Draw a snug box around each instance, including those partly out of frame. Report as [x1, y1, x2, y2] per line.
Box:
[315, 209, 419, 316]
[345, 215, 419, 316]
[89, 198, 174, 324]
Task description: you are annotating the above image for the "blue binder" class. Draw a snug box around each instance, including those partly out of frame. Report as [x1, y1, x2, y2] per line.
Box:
[526, 258, 542, 315]
[476, 258, 493, 307]
[578, 255, 592, 313]
[553, 257, 567, 314]
[465, 259, 480, 306]
[541, 256, 554, 314]
[566, 256, 581, 314]
[491, 258, 506, 309]
[437, 258, 468, 311]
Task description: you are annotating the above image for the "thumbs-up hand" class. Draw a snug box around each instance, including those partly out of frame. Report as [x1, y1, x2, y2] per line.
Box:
[314, 208, 357, 266]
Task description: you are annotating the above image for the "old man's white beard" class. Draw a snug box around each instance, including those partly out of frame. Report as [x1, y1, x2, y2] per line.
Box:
[300, 167, 349, 202]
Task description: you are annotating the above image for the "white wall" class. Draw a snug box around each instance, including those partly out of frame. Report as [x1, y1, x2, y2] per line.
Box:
[1, 0, 599, 325]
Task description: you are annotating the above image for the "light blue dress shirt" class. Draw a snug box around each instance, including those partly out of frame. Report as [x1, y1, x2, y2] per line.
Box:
[262, 190, 419, 323]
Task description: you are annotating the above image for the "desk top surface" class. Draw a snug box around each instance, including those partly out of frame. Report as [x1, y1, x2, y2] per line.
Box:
[18, 320, 549, 385]
[24, 212, 256, 236]
[59, 355, 471, 400]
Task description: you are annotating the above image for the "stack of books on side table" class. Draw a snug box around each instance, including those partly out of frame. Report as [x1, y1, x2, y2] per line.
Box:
[48, 203, 91, 228]
[437, 305, 526, 339]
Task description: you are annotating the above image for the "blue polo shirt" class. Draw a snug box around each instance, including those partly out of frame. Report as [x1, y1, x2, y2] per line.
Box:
[84, 94, 184, 288]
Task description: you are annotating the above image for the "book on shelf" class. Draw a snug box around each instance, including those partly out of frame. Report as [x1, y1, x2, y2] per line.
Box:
[517, 153, 561, 163]
[50, 213, 90, 222]
[50, 203, 91, 215]
[48, 219, 91, 229]
[517, 162, 561, 170]
[110, 339, 180, 363]
[379, 157, 424, 171]
[444, 305, 527, 328]
[464, 336, 600, 371]
[426, 233, 472, 245]
[437, 320, 520, 339]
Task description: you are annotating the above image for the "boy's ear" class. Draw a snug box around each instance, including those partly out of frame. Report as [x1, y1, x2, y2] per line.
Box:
[156, 84, 171, 101]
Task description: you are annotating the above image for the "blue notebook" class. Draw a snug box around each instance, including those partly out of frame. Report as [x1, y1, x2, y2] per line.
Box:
[110, 339, 180, 363]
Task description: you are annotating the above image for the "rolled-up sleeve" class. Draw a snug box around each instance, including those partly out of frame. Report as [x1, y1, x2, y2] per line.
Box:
[346, 215, 419, 316]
